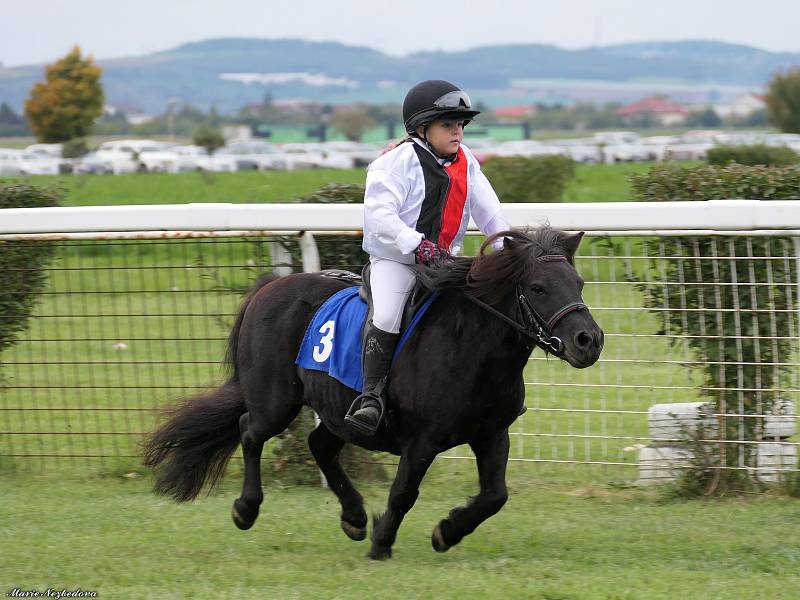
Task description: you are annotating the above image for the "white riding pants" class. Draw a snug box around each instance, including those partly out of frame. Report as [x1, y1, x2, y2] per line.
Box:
[369, 256, 417, 334]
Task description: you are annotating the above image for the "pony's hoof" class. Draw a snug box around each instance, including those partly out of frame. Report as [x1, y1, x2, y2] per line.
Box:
[431, 522, 451, 553]
[368, 545, 392, 560]
[341, 519, 367, 541]
[231, 500, 256, 531]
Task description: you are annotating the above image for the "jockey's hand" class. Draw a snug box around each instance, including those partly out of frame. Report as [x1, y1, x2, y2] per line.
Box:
[414, 239, 442, 265]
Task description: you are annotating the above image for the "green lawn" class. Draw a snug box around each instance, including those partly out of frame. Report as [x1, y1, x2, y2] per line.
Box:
[4, 161, 657, 205]
[2, 466, 799, 599]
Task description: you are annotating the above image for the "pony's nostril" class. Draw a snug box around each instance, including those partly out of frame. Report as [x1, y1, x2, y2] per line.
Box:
[576, 331, 592, 348]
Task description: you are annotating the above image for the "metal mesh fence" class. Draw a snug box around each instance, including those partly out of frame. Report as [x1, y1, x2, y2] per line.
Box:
[1, 232, 798, 483]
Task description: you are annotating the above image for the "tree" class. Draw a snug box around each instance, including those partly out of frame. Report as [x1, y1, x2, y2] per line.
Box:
[193, 126, 225, 154]
[686, 108, 722, 128]
[766, 68, 800, 133]
[24, 46, 105, 143]
[330, 106, 376, 141]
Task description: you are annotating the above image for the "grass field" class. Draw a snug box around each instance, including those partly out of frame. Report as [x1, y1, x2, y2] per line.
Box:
[2, 164, 798, 598]
[4, 161, 656, 206]
[3, 466, 799, 599]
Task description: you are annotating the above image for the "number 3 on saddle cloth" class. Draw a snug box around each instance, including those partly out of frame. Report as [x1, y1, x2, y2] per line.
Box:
[295, 285, 438, 392]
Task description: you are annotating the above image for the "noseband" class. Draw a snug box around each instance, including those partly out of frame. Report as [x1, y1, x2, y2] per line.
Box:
[464, 254, 588, 357]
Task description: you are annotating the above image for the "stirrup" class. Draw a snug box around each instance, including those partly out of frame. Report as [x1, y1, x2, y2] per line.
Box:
[345, 388, 386, 436]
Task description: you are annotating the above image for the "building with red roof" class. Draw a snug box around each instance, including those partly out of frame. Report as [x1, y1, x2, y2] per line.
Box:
[494, 105, 537, 120]
[616, 96, 688, 126]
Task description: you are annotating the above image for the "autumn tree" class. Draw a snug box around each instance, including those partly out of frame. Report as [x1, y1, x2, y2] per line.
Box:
[25, 46, 105, 143]
[331, 106, 377, 141]
[766, 68, 800, 134]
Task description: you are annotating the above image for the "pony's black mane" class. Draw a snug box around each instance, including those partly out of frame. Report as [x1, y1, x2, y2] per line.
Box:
[416, 227, 572, 305]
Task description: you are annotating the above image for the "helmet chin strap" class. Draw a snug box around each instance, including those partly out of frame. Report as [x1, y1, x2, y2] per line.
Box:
[421, 126, 457, 163]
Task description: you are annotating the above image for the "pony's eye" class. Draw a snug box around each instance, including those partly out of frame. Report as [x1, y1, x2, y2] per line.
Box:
[530, 284, 545, 295]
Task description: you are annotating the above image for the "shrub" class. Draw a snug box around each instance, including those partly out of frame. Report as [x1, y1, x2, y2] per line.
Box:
[62, 138, 89, 159]
[0, 185, 61, 364]
[631, 164, 799, 494]
[290, 182, 368, 271]
[481, 155, 575, 202]
[707, 144, 799, 167]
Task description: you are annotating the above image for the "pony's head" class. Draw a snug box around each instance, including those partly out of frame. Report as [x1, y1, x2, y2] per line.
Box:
[464, 227, 604, 368]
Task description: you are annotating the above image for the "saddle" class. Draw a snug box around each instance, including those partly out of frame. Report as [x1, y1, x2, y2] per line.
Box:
[320, 266, 435, 346]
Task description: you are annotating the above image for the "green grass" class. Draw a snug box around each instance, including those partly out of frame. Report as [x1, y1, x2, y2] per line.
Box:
[4, 161, 674, 206]
[5, 169, 367, 206]
[2, 465, 799, 599]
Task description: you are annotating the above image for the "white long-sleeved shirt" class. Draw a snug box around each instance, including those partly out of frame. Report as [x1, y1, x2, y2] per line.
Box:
[362, 138, 510, 263]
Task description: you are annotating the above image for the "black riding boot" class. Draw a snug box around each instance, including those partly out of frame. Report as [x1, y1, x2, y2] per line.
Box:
[345, 324, 399, 435]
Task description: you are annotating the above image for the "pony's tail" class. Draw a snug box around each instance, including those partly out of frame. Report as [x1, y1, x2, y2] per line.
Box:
[143, 272, 278, 501]
[143, 380, 246, 502]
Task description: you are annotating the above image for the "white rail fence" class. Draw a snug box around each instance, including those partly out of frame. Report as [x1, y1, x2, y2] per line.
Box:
[1, 201, 798, 484]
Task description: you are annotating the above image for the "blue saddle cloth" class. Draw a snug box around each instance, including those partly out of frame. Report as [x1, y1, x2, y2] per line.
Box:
[295, 286, 437, 392]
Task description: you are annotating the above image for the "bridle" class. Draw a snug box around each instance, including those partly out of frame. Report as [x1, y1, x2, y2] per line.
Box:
[463, 254, 588, 357]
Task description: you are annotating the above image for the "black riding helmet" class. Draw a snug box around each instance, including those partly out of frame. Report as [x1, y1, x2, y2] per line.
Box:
[402, 80, 481, 134]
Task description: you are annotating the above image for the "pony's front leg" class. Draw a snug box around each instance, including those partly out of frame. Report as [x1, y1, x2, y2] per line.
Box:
[432, 430, 509, 552]
[369, 440, 437, 560]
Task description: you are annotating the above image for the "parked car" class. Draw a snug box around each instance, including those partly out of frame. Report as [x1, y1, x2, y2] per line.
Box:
[0, 148, 24, 176]
[94, 140, 171, 174]
[319, 141, 381, 167]
[24, 143, 63, 158]
[281, 143, 355, 169]
[641, 136, 681, 161]
[592, 132, 649, 163]
[18, 151, 73, 175]
[73, 152, 113, 175]
[763, 133, 800, 153]
[548, 138, 603, 163]
[215, 141, 301, 171]
[494, 140, 565, 158]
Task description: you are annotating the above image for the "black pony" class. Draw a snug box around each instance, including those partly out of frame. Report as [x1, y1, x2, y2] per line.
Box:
[143, 227, 604, 560]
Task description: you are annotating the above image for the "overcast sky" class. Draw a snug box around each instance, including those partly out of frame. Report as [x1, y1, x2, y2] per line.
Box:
[2, 0, 798, 67]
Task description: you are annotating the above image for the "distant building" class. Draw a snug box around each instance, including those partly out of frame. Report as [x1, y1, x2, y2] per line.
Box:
[222, 125, 252, 142]
[104, 103, 154, 125]
[241, 99, 324, 116]
[494, 105, 537, 120]
[272, 99, 324, 114]
[713, 93, 766, 119]
[616, 96, 688, 126]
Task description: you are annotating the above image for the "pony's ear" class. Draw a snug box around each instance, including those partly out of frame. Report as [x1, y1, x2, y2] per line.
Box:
[559, 231, 585, 261]
[503, 236, 519, 251]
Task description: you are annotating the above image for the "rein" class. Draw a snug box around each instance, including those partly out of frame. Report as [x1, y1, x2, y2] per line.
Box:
[463, 254, 587, 357]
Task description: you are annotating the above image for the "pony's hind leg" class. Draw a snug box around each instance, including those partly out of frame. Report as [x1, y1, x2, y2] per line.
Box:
[232, 406, 300, 530]
[431, 430, 510, 552]
[308, 422, 368, 541]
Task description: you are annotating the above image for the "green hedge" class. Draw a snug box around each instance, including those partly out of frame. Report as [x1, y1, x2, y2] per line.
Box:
[0, 185, 61, 362]
[630, 164, 799, 493]
[631, 163, 800, 201]
[707, 144, 800, 167]
[291, 182, 368, 271]
[481, 155, 576, 202]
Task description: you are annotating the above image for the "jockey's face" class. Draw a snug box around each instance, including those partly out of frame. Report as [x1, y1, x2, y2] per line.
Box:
[420, 118, 464, 156]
